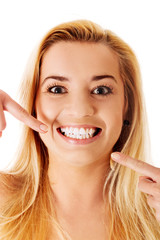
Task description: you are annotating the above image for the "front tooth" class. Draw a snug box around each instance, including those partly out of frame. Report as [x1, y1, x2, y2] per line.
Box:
[73, 128, 79, 135]
[71, 133, 75, 138]
[79, 128, 86, 134]
[60, 127, 97, 139]
[69, 127, 74, 133]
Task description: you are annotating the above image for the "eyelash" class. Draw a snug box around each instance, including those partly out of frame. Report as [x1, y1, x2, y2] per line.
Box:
[46, 83, 113, 97]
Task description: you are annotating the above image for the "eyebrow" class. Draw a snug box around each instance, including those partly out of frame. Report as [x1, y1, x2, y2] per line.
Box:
[41, 74, 117, 86]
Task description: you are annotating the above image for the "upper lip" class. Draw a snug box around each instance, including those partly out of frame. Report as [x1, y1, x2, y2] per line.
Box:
[57, 124, 101, 129]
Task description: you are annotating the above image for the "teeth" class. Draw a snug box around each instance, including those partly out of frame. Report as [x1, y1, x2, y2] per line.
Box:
[60, 127, 98, 139]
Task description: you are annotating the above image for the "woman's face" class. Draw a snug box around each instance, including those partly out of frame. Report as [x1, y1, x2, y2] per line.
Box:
[35, 42, 126, 167]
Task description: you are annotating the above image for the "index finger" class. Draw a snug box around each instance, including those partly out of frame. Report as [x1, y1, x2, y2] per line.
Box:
[111, 152, 160, 182]
[3, 92, 48, 133]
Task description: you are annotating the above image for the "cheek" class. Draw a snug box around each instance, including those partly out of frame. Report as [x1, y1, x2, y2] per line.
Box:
[102, 97, 124, 141]
[35, 95, 61, 149]
[35, 95, 60, 124]
[104, 110, 123, 136]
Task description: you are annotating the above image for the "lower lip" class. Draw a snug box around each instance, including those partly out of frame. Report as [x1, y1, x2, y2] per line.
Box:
[57, 129, 102, 145]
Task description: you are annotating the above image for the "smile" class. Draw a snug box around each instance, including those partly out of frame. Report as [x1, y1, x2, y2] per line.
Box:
[57, 126, 102, 144]
[58, 127, 101, 139]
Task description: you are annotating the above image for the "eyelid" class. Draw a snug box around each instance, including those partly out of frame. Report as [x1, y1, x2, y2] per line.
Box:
[45, 83, 114, 95]
[92, 84, 113, 91]
[46, 83, 67, 94]
[91, 84, 113, 94]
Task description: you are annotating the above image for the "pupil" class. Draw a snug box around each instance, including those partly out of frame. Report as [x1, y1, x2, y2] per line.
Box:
[54, 87, 61, 93]
[97, 87, 105, 94]
[98, 88, 103, 94]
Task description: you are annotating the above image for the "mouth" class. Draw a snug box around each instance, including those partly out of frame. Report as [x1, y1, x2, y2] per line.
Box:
[57, 126, 102, 140]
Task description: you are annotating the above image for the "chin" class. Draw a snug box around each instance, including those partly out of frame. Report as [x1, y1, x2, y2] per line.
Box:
[51, 149, 108, 168]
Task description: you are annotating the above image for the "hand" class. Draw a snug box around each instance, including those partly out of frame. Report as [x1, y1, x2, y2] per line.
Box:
[111, 152, 160, 222]
[0, 90, 48, 137]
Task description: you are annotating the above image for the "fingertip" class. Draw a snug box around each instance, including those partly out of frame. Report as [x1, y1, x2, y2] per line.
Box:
[111, 152, 121, 161]
[0, 131, 2, 138]
[39, 124, 48, 132]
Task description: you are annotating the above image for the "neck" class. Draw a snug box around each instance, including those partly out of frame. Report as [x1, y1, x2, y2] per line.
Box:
[48, 157, 110, 213]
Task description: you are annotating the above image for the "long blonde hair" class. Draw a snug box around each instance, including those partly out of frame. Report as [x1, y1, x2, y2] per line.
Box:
[0, 20, 160, 239]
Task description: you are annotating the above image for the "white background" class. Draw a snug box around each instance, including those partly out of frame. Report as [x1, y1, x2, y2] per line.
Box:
[0, 0, 160, 169]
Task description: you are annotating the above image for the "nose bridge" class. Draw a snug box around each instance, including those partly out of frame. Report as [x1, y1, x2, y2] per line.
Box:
[66, 91, 95, 117]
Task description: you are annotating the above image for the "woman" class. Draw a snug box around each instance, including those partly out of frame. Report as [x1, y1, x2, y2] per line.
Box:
[0, 20, 160, 240]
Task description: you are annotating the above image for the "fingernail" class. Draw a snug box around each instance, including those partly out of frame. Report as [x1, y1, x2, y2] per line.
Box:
[111, 152, 121, 160]
[0, 132, 2, 138]
[40, 124, 48, 132]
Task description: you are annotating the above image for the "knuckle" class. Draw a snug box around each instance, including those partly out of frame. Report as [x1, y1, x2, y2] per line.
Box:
[0, 90, 11, 107]
[0, 89, 5, 101]
[0, 89, 5, 96]
[0, 89, 9, 98]
[0, 121, 6, 131]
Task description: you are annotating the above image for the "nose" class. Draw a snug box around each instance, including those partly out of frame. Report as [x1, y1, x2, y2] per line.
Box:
[63, 93, 95, 118]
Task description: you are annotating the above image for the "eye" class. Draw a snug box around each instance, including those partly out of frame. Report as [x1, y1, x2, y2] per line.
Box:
[92, 85, 113, 95]
[47, 85, 67, 94]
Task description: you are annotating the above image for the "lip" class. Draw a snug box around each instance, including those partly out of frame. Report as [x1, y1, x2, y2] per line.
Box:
[58, 124, 100, 129]
[56, 125, 102, 145]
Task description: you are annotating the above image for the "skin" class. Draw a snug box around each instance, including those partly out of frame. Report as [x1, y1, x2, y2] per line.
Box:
[0, 41, 159, 239]
[0, 90, 48, 134]
[111, 152, 160, 222]
[35, 42, 125, 167]
[35, 42, 126, 238]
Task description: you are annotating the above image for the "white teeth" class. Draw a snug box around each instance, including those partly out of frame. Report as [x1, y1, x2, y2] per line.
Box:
[60, 127, 98, 139]
[79, 128, 85, 134]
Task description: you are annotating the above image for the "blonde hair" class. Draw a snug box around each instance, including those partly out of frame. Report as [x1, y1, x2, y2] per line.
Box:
[0, 19, 160, 239]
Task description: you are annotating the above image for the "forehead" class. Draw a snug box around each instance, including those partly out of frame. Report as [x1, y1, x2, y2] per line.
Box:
[40, 41, 120, 81]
